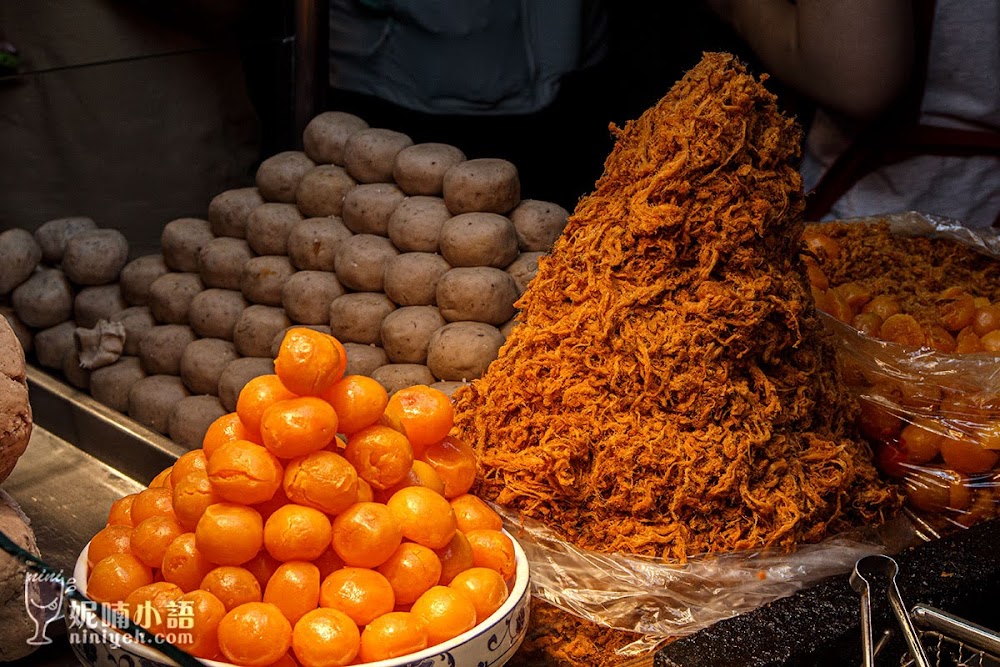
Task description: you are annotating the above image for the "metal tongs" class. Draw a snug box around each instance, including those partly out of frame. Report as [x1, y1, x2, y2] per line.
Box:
[850, 554, 930, 667]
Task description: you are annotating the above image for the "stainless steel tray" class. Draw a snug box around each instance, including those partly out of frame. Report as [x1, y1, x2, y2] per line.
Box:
[8, 366, 187, 574]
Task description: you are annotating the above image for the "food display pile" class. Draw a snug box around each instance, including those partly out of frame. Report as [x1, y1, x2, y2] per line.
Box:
[0, 114, 567, 450]
[454, 53, 899, 562]
[5, 46, 1000, 667]
[82, 328, 519, 666]
[805, 220, 1000, 529]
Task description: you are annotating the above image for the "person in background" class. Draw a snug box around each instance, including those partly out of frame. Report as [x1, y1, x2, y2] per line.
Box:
[325, 0, 611, 209]
[707, 0, 1000, 229]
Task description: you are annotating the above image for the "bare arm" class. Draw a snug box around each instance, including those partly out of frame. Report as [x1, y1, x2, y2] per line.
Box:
[707, 0, 915, 119]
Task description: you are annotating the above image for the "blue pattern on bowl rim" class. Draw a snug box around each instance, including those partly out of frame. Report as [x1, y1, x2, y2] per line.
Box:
[68, 531, 530, 667]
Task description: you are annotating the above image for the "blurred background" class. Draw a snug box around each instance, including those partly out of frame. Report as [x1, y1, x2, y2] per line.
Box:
[0, 1, 803, 254]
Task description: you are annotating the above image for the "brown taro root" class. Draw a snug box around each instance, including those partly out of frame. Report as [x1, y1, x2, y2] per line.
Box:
[452, 53, 900, 562]
[0, 317, 30, 484]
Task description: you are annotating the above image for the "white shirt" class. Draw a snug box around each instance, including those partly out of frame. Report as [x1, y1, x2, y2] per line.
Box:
[801, 0, 1000, 228]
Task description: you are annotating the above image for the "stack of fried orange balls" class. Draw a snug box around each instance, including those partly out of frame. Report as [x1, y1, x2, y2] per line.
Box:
[85, 328, 516, 666]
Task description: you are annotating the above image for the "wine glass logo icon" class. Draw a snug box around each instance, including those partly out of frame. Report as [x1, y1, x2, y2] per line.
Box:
[24, 571, 67, 645]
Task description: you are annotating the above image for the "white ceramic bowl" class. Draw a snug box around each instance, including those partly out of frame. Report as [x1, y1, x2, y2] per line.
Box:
[67, 533, 530, 667]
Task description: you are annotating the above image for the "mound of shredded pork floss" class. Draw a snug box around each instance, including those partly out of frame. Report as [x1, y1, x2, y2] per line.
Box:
[453, 53, 899, 564]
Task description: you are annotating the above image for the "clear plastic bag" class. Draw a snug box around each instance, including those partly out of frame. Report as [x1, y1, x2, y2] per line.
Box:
[811, 213, 1000, 538]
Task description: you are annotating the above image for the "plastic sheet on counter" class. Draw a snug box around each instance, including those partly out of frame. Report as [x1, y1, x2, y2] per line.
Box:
[496, 503, 918, 655]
